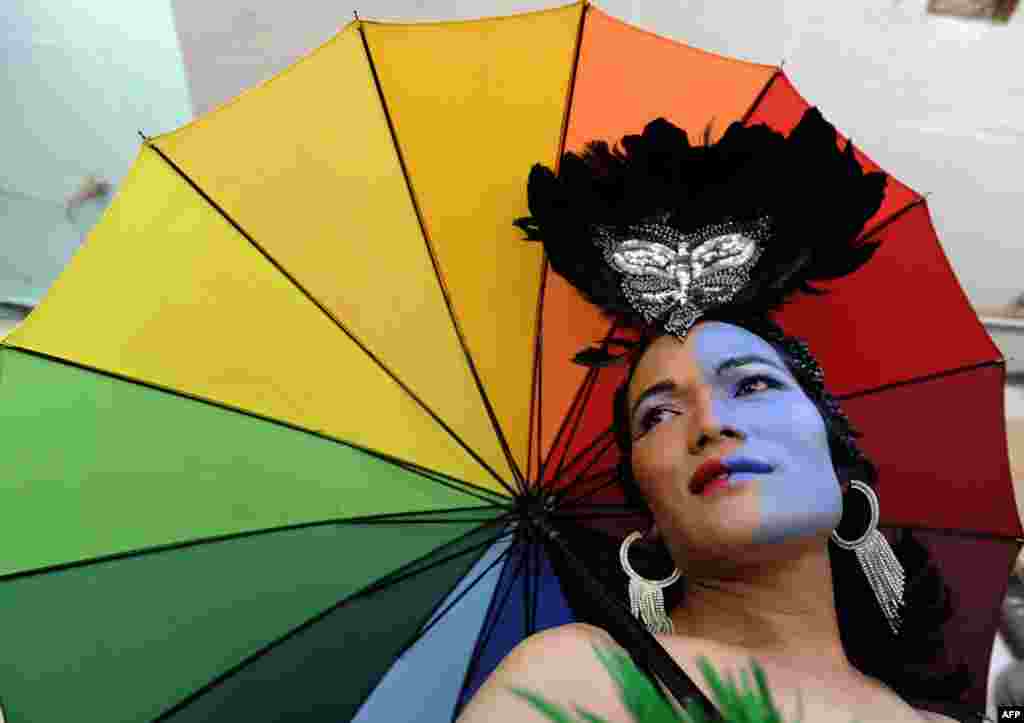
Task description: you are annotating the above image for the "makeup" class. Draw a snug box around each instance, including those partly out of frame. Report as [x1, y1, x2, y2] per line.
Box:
[690, 323, 843, 544]
[690, 456, 773, 495]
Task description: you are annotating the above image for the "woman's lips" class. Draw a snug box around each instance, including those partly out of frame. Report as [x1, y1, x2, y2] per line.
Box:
[689, 456, 774, 495]
[689, 460, 729, 494]
[701, 475, 732, 496]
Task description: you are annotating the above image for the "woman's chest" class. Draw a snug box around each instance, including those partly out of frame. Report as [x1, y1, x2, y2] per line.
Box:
[656, 640, 934, 723]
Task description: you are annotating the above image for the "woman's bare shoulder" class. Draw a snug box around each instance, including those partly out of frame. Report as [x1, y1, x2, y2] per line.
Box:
[454, 623, 633, 723]
[498, 622, 618, 661]
[494, 623, 629, 685]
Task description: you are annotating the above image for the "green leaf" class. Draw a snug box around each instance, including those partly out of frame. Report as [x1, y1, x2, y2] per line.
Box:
[679, 697, 713, 723]
[752, 662, 782, 723]
[509, 687, 581, 723]
[574, 706, 613, 723]
[697, 657, 745, 721]
[508, 646, 852, 723]
[590, 645, 681, 723]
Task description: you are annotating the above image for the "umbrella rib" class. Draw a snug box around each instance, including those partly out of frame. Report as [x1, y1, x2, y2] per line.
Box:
[352, 542, 517, 722]
[452, 535, 532, 722]
[529, 534, 541, 634]
[555, 1, 590, 163]
[350, 543, 519, 716]
[739, 69, 783, 126]
[552, 446, 622, 508]
[397, 542, 515, 659]
[335, 506, 513, 525]
[348, 526, 516, 604]
[527, 2, 589, 492]
[836, 358, 1004, 402]
[540, 442, 616, 507]
[549, 427, 615, 494]
[524, 530, 534, 637]
[539, 364, 599, 483]
[569, 432, 616, 481]
[538, 320, 624, 483]
[742, 78, 926, 245]
[527, 255, 550, 492]
[354, 21, 527, 493]
[338, 504, 510, 521]
[560, 468, 621, 509]
[532, 534, 546, 634]
[2, 344, 509, 507]
[153, 525, 515, 722]
[387, 458, 511, 505]
[141, 142, 518, 498]
[548, 366, 602, 481]
[856, 196, 926, 244]
[0, 505, 512, 583]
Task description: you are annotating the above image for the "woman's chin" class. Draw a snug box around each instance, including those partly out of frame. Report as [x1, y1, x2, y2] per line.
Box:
[688, 485, 761, 535]
[681, 520, 830, 568]
[684, 518, 764, 558]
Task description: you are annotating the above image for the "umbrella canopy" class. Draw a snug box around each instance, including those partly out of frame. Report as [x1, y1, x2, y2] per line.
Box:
[0, 2, 1019, 721]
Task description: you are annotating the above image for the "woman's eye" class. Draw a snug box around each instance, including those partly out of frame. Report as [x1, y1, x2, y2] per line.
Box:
[639, 407, 678, 434]
[735, 375, 779, 397]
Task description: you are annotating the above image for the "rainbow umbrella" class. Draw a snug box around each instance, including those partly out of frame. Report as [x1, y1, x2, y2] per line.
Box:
[1, 2, 1019, 721]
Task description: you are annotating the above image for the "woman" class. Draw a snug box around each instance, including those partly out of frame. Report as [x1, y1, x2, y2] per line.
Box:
[456, 108, 969, 722]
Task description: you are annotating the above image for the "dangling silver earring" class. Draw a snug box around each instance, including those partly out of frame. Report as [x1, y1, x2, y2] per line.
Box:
[831, 480, 905, 635]
[620, 531, 681, 635]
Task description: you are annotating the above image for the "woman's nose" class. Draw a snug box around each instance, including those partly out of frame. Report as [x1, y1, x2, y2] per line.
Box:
[687, 389, 743, 455]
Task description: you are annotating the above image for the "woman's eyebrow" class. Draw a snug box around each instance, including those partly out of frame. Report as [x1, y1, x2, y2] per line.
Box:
[715, 354, 785, 375]
[631, 379, 678, 420]
[631, 355, 785, 420]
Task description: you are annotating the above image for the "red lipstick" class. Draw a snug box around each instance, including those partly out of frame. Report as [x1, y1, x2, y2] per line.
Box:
[689, 459, 729, 495]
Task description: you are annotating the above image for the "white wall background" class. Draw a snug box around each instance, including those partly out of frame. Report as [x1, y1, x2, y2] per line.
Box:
[172, 0, 1024, 309]
[1, 0, 192, 307]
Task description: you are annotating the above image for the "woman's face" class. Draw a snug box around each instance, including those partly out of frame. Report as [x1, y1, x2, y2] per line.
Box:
[626, 321, 843, 572]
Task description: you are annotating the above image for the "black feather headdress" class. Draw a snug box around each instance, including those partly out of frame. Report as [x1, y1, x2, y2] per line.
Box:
[514, 107, 886, 338]
[514, 107, 887, 482]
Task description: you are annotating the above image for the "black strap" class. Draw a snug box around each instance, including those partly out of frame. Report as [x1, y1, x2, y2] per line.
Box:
[537, 517, 722, 721]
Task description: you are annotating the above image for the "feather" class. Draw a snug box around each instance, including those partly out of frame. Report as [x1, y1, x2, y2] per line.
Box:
[514, 107, 887, 335]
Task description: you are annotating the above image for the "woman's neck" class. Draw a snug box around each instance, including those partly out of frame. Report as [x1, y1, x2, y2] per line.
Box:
[667, 540, 852, 672]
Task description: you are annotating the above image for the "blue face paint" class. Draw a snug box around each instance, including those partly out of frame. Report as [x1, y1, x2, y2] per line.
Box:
[690, 322, 842, 544]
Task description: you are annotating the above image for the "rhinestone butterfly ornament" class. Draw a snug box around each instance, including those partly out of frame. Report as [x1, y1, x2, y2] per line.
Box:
[593, 217, 771, 337]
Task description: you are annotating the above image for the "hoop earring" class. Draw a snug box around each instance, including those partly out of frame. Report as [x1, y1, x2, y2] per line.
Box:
[831, 480, 905, 635]
[620, 531, 681, 635]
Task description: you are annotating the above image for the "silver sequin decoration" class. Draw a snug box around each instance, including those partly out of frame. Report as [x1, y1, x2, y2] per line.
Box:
[593, 217, 771, 337]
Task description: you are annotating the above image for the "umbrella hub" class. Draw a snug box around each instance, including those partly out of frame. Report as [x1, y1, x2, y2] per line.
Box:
[514, 491, 560, 540]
